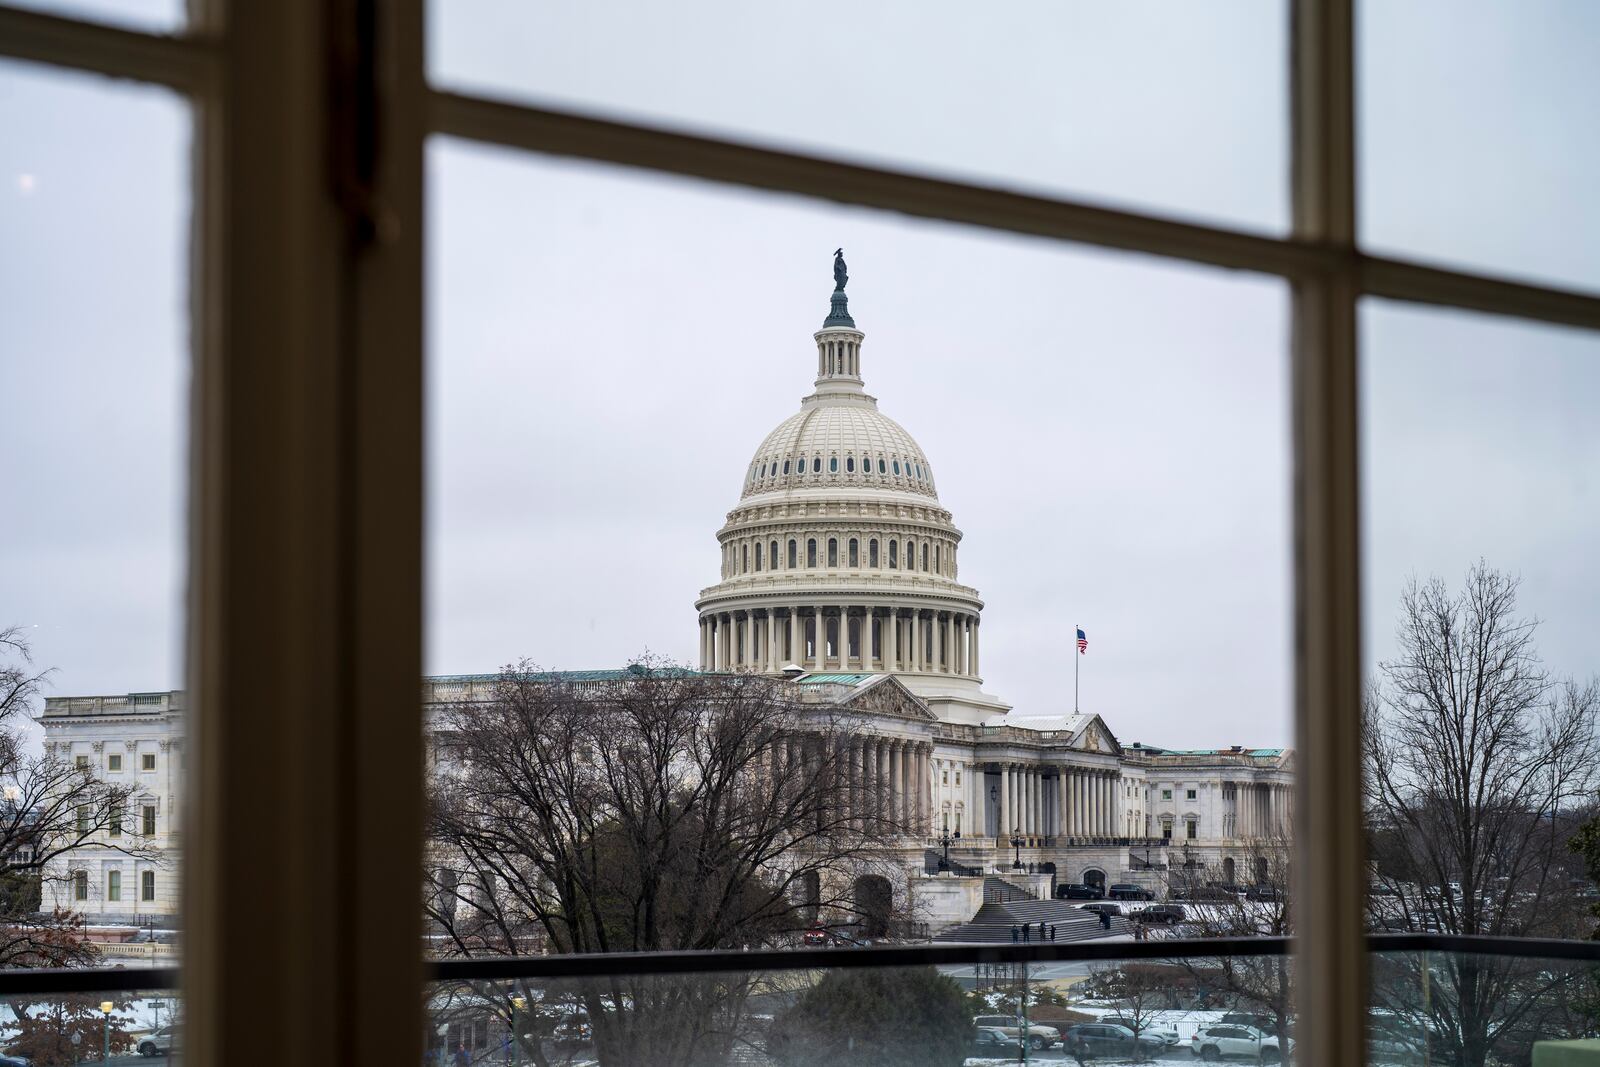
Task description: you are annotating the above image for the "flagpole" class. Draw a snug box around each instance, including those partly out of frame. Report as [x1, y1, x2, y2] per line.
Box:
[1074, 623, 1079, 713]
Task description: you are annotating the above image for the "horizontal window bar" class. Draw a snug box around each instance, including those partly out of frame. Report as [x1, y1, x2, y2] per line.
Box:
[427, 89, 1327, 281]
[0, 934, 1593, 995]
[0, 5, 217, 92]
[430, 89, 1600, 336]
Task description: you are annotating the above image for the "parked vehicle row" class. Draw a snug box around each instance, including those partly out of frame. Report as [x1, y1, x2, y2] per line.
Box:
[972, 1015, 1060, 1051]
[1191, 1023, 1294, 1062]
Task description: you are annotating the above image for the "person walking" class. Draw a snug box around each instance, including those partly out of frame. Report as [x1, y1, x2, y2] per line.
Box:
[1022, 923, 1030, 943]
[1011, 923, 1020, 943]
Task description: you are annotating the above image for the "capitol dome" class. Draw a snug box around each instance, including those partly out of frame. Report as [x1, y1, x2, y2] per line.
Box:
[695, 253, 1008, 724]
[740, 402, 938, 502]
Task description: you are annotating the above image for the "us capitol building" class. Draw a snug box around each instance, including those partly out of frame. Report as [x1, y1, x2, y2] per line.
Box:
[38, 253, 1292, 936]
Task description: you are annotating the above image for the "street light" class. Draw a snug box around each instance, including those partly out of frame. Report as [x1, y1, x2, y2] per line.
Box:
[99, 1001, 114, 1063]
[1010, 826, 1024, 871]
[510, 994, 526, 1067]
[937, 827, 960, 872]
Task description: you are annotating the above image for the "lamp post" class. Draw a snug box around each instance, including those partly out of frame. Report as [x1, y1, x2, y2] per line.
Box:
[510, 994, 526, 1067]
[937, 827, 959, 873]
[1010, 827, 1024, 872]
[988, 785, 998, 843]
[99, 1001, 113, 1062]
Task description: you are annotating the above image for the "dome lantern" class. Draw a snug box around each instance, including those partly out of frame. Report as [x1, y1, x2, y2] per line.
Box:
[813, 248, 866, 398]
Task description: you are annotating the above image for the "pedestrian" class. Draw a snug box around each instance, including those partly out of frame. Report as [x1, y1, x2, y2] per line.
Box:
[1100, 911, 1112, 931]
[1011, 923, 1019, 943]
[1022, 922, 1030, 943]
[1050, 923, 1057, 942]
[453, 1043, 470, 1067]
[1038, 920, 1047, 941]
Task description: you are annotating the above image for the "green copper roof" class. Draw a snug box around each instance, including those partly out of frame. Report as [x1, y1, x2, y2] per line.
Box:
[428, 667, 704, 684]
[800, 673, 873, 684]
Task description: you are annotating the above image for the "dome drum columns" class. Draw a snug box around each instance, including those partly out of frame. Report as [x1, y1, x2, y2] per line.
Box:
[698, 605, 981, 679]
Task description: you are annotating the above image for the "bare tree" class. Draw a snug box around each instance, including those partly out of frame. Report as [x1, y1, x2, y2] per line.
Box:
[425, 658, 910, 1067]
[0, 627, 155, 967]
[1363, 564, 1600, 1067]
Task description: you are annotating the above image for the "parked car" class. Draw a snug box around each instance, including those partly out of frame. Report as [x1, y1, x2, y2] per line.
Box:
[1057, 882, 1104, 899]
[1108, 883, 1154, 900]
[1191, 1024, 1293, 1062]
[1077, 901, 1123, 918]
[972, 1015, 1060, 1051]
[970, 1026, 1022, 1054]
[1062, 1022, 1166, 1059]
[1100, 1015, 1181, 1045]
[552, 1017, 592, 1045]
[801, 923, 828, 946]
[1246, 884, 1286, 902]
[1219, 1012, 1283, 1035]
[1135, 904, 1187, 924]
[137, 1026, 180, 1057]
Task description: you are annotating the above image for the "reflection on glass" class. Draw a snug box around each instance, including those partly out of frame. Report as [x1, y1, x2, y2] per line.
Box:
[425, 144, 1293, 970]
[0, 63, 189, 964]
[428, 1, 1288, 232]
[1359, 1, 1600, 291]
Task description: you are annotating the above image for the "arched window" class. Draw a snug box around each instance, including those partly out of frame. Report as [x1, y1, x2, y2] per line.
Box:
[755, 542, 763, 571]
[812, 457, 821, 474]
[878, 457, 886, 474]
[845, 456, 854, 473]
[848, 538, 859, 567]
[770, 540, 779, 569]
[869, 539, 879, 567]
[921, 543, 928, 571]
[807, 539, 817, 568]
[889, 540, 899, 569]
[892, 459, 901, 475]
[829, 456, 838, 473]
[742, 544, 748, 572]
[141, 869, 156, 901]
[934, 545, 941, 573]
[788, 540, 797, 569]
[783, 459, 790, 474]
[827, 538, 838, 567]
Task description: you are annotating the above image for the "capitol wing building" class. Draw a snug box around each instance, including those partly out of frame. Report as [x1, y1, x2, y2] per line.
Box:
[39, 257, 1292, 939]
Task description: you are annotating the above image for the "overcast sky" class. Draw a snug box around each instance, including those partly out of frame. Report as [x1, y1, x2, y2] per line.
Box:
[2, 2, 1597, 751]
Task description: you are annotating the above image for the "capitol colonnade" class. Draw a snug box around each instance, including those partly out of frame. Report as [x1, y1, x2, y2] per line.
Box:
[698, 606, 981, 678]
[761, 730, 938, 837]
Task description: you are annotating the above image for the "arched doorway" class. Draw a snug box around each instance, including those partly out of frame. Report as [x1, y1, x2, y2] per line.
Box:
[852, 875, 893, 938]
[1082, 868, 1106, 893]
[1222, 857, 1236, 885]
[1255, 855, 1270, 884]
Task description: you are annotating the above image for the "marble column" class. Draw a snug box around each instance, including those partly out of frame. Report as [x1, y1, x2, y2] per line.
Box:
[810, 611, 823, 672]
[866, 608, 878, 669]
[885, 610, 899, 671]
[971, 619, 981, 676]
[888, 742, 903, 828]
[999, 764, 1011, 839]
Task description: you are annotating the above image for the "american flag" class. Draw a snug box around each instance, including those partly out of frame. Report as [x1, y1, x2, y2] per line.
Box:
[1076, 628, 1088, 655]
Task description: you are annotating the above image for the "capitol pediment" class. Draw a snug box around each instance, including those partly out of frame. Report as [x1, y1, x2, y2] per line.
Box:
[798, 672, 936, 721]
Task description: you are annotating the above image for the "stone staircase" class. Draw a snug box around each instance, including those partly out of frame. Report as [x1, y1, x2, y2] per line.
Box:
[982, 875, 1033, 903]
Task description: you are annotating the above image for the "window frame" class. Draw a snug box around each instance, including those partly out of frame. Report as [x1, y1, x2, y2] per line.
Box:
[8, 2, 1600, 1064]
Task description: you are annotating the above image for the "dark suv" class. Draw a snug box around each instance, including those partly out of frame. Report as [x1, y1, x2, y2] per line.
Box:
[1057, 882, 1104, 899]
[1108, 883, 1154, 900]
[1062, 1023, 1165, 1059]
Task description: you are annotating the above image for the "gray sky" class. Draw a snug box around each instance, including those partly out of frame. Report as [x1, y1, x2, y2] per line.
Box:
[3, 3, 1598, 751]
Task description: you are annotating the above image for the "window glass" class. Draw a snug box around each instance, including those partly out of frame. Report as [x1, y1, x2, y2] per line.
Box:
[829, 456, 838, 473]
[846, 456, 854, 473]
[812, 457, 821, 474]
[429, 1, 1288, 232]
[142, 869, 156, 901]
[107, 870, 120, 901]
[1361, 301, 1600, 959]
[428, 147, 1291, 970]
[1359, 2, 1600, 291]
[1, 62, 189, 957]
[878, 458, 886, 474]
[2, 0, 182, 31]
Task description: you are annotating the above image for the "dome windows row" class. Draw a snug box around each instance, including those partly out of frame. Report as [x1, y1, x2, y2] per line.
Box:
[746, 451, 933, 492]
[721, 532, 957, 581]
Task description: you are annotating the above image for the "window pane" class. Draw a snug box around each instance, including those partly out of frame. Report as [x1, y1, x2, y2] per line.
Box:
[1359, 2, 1600, 291]
[0, 62, 188, 960]
[1, 0, 183, 33]
[428, 1, 1288, 233]
[1361, 301, 1600, 965]
[428, 143, 1292, 964]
